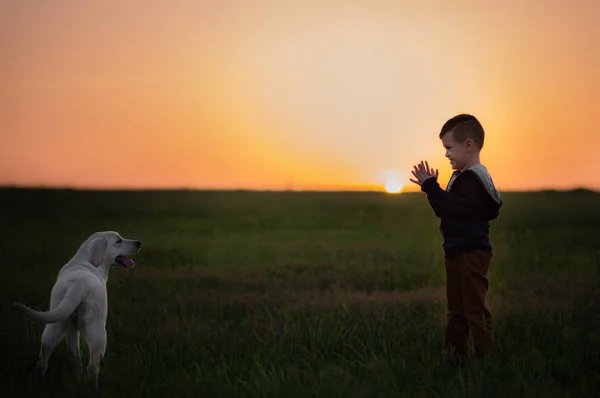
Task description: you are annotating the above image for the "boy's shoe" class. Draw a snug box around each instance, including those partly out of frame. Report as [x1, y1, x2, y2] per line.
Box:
[443, 350, 467, 366]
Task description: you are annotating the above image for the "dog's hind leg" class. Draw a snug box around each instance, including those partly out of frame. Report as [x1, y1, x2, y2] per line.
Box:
[36, 323, 67, 381]
[82, 325, 106, 390]
[66, 327, 82, 372]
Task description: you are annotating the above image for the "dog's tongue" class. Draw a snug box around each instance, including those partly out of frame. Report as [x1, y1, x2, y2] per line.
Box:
[117, 256, 135, 267]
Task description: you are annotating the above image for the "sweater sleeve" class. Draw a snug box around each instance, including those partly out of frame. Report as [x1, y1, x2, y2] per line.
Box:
[420, 171, 483, 218]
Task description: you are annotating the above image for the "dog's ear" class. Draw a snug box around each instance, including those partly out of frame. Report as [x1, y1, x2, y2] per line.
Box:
[89, 237, 107, 267]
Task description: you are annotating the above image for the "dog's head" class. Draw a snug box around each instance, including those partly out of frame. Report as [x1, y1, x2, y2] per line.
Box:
[84, 231, 142, 268]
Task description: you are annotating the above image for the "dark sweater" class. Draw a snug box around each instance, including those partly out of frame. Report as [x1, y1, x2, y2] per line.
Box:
[421, 170, 502, 258]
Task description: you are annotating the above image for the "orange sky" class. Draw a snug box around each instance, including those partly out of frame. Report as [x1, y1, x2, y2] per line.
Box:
[1, 0, 598, 192]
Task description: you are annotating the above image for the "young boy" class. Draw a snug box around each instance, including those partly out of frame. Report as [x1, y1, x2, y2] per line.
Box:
[410, 113, 503, 363]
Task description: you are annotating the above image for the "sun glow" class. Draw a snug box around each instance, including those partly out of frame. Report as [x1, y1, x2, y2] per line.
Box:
[384, 180, 404, 194]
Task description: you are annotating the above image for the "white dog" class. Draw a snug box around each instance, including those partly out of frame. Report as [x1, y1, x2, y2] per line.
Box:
[14, 231, 142, 389]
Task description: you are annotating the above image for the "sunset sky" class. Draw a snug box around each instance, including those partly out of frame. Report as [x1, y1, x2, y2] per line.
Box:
[1, 0, 598, 192]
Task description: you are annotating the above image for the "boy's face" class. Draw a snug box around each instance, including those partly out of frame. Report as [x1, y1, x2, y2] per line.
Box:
[442, 131, 473, 170]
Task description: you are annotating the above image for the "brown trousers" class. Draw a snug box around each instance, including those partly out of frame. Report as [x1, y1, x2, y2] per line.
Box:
[444, 250, 493, 362]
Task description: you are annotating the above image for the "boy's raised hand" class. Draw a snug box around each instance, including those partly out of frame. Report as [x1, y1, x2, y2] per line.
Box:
[410, 161, 439, 186]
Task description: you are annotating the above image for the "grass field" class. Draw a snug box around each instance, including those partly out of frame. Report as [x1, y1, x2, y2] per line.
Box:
[2, 188, 600, 397]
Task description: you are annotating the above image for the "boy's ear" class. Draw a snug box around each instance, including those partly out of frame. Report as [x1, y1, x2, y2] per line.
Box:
[464, 138, 474, 150]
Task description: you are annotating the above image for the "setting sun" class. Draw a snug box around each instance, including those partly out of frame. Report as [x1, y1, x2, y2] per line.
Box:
[384, 180, 404, 194]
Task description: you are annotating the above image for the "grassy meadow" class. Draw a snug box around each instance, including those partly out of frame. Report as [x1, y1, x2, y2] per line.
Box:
[1, 187, 600, 397]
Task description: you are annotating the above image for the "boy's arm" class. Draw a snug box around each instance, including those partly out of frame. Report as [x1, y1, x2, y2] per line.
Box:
[420, 171, 482, 218]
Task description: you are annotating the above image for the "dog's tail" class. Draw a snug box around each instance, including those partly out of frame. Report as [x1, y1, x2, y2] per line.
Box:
[13, 286, 87, 324]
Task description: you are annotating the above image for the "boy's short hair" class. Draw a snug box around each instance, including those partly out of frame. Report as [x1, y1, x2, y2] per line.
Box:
[439, 114, 485, 150]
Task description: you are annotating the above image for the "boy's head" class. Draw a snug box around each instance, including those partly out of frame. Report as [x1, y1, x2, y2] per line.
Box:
[439, 114, 485, 171]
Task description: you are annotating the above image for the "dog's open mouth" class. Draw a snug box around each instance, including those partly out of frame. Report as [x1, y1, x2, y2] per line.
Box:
[115, 255, 135, 268]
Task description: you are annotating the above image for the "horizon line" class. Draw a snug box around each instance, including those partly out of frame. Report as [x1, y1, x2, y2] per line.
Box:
[0, 184, 597, 194]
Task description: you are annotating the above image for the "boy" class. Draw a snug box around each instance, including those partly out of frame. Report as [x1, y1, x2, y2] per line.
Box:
[409, 113, 502, 363]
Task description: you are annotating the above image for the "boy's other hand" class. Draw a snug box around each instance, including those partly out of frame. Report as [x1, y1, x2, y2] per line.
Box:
[410, 160, 439, 186]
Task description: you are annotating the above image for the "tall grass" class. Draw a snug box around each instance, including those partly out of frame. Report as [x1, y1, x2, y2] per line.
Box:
[1, 188, 599, 397]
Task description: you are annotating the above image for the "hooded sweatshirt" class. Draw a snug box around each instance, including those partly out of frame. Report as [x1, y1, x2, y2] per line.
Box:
[420, 163, 503, 258]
